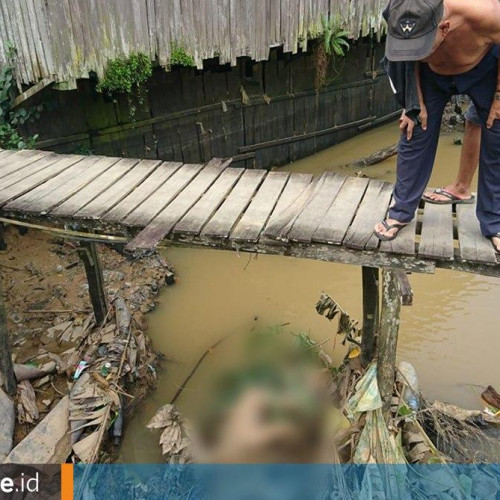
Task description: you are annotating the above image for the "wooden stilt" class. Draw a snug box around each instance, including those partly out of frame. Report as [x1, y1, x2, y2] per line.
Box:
[0, 223, 6, 251]
[361, 266, 379, 367]
[377, 268, 401, 414]
[0, 273, 17, 395]
[77, 240, 108, 325]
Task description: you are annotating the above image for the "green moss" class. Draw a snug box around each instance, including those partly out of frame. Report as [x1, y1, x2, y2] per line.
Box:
[97, 52, 152, 95]
[170, 44, 195, 67]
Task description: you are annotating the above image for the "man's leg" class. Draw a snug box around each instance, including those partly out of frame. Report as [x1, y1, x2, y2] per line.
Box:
[474, 121, 500, 247]
[425, 103, 481, 202]
[375, 85, 449, 238]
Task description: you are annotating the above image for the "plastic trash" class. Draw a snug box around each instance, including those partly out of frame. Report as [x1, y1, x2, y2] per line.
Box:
[397, 361, 419, 411]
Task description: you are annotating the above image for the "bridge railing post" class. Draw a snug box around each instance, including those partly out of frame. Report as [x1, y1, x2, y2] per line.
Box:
[77, 240, 108, 325]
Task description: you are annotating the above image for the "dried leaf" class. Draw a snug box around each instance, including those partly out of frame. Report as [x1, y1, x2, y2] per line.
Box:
[147, 404, 177, 429]
[17, 380, 39, 424]
[160, 424, 182, 455]
[73, 431, 100, 463]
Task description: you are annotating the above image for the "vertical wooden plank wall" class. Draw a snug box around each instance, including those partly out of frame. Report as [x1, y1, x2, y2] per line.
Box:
[0, 0, 388, 86]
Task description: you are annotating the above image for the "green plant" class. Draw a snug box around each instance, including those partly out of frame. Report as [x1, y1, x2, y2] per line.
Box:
[314, 17, 350, 91]
[170, 44, 195, 67]
[97, 52, 152, 118]
[0, 43, 40, 149]
[321, 15, 350, 57]
[97, 52, 152, 95]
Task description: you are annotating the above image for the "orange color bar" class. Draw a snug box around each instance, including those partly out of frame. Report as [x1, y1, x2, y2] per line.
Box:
[61, 463, 74, 500]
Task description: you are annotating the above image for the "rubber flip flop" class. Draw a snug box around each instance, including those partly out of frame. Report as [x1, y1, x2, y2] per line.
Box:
[491, 233, 500, 254]
[422, 188, 475, 205]
[373, 220, 408, 242]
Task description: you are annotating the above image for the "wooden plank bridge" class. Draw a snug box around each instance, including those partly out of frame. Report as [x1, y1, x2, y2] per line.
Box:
[0, 148, 499, 278]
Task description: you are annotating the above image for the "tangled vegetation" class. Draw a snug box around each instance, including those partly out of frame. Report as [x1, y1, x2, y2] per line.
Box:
[97, 52, 153, 117]
[97, 52, 152, 95]
[170, 44, 195, 67]
[314, 16, 350, 91]
[0, 43, 41, 149]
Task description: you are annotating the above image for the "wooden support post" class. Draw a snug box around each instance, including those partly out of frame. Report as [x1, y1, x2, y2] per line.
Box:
[361, 266, 379, 367]
[77, 241, 108, 325]
[377, 268, 401, 414]
[0, 224, 6, 251]
[0, 273, 17, 395]
[394, 269, 413, 306]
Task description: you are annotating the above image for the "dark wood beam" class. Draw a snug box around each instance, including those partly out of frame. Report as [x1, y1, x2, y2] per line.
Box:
[77, 240, 108, 325]
[0, 273, 17, 395]
[361, 266, 379, 366]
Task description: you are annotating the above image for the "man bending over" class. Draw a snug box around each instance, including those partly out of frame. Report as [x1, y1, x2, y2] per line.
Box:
[374, 0, 500, 254]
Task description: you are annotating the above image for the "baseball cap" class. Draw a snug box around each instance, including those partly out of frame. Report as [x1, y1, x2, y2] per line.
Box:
[385, 0, 445, 61]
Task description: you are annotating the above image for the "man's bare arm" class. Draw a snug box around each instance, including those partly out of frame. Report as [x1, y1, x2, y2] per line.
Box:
[469, 1, 500, 127]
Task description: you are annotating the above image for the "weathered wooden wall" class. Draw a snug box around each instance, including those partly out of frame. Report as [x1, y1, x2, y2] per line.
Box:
[24, 41, 399, 170]
[0, 0, 388, 87]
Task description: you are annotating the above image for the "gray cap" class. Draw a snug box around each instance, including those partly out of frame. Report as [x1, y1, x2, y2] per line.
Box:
[385, 0, 444, 61]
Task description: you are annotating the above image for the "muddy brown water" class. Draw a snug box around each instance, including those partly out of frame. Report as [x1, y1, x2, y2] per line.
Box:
[120, 122, 500, 463]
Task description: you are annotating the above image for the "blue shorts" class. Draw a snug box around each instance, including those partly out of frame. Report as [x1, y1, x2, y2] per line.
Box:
[464, 102, 482, 126]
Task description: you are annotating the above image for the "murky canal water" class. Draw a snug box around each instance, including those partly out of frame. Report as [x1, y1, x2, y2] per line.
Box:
[120, 122, 500, 463]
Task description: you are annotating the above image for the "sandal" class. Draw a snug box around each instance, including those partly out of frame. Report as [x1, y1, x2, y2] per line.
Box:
[491, 233, 500, 254]
[374, 220, 408, 242]
[422, 188, 475, 205]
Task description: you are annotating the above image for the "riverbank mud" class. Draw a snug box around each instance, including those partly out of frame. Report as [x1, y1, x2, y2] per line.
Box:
[0, 224, 174, 462]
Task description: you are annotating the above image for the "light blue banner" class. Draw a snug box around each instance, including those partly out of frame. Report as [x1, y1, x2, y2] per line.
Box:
[73, 464, 500, 499]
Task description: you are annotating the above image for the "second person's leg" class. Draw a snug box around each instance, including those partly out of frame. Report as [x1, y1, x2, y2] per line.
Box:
[424, 102, 481, 203]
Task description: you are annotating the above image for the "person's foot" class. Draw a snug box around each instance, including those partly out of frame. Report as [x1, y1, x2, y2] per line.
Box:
[423, 184, 472, 203]
[492, 234, 500, 254]
[374, 218, 408, 241]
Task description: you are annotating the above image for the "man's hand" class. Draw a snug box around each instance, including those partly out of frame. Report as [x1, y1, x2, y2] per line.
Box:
[487, 94, 500, 128]
[399, 106, 428, 141]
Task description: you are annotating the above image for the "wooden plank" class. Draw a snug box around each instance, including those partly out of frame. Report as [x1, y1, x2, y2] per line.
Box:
[0, 155, 85, 207]
[288, 173, 346, 243]
[344, 180, 393, 250]
[380, 214, 417, 256]
[201, 169, 267, 239]
[67, 159, 161, 219]
[0, 152, 64, 191]
[125, 159, 230, 251]
[12, 77, 55, 108]
[313, 176, 370, 245]
[174, 167, 245, 235]
[0, 149, 51, 179]
[51, 158, 152, 218]
[231, 171, 289, 243]
[43, 158, 130, 216]
[456, 201, 497, 264]
[418, 203, 454, 261]
[4, 156, 118, 213]
[264, 173, 314, 233]
[102, 161, 183, 223]
[123, 163, 205, 227]
[0, 149, 18, 161]
[263, 174, 322, 240]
